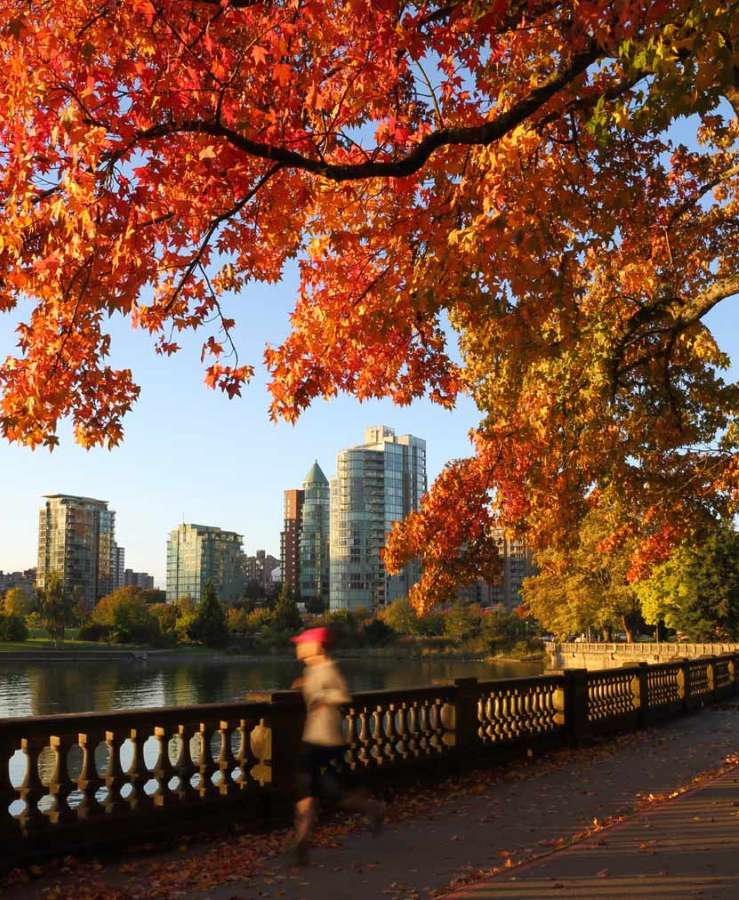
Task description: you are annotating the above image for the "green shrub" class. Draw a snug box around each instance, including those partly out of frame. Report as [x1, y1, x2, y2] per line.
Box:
[0, 613, 28, 642]
[362, 618, 394, 646]
[78, 621, 112, 642]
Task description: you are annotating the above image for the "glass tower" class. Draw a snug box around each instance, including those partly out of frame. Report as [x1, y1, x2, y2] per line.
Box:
[329, 426, 426, 611]
[166, 524, 245, 604]
[299, 460, 330, 610]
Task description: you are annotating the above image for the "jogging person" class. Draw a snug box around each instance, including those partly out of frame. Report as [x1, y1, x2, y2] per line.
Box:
[290, 626, 383, 864]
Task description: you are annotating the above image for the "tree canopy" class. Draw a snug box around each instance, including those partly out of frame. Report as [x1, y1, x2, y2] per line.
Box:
[1, 1, 737, 610]
[635, 525, 739, 640]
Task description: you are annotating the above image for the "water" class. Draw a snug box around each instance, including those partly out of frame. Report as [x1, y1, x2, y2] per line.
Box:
[0, 655, 544, 718]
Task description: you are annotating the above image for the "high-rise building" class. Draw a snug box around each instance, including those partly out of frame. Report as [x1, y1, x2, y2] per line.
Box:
[330, 426, 426, 611]
[280, 489, 304, 597]
[36, 494, 120, 610]
[487, 530, 536, 609]
[299, 461, 330, 610]
[166, 524, 246, 604]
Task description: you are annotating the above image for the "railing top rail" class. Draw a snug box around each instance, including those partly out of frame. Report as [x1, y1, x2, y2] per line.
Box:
[0, 698, 274, 736]
[551, 641, 739, 652]
[476, 673, 565, 689]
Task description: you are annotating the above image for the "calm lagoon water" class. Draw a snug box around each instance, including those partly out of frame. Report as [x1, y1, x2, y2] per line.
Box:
[0, 655, 544, 718]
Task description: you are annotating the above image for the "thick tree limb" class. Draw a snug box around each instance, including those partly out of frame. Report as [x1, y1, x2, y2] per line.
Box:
[128, 46, 599, 182]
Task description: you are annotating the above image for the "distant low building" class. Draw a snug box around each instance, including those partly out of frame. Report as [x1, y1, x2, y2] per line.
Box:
[0, 568, 36, 597]
[123, 569, 155, 590]
[244, 549, 279, 593]
[166, 523, 246, 604]
[114, 546, 126, 589]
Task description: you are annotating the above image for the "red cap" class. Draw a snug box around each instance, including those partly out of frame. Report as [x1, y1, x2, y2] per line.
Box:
[291, 626, 332, 646]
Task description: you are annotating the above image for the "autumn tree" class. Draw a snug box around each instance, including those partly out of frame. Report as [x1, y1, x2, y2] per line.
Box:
[90, 585, 161, 642]
[2, 586, 31, 618]
[1, 1, 738, 610]
[37, 571, 74, 646]
[522, 503, 643, 641]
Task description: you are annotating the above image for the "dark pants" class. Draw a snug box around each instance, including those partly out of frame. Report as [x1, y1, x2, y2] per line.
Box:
[296, 742, 347, 803]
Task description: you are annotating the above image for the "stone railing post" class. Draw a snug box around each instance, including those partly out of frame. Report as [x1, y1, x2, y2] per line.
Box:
[262, 691, 304, 820]
[563, 669, 589, 744]
[706, 656, 717, 704]
[453, 678, 480, 766]
[632, 662, 649, 728]
[678, 658, 692, 711]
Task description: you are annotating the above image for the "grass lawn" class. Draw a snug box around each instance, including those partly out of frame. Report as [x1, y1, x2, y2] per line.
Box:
[0, 629, 145, 652]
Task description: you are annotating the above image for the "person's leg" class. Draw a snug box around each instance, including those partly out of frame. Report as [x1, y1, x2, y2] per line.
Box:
[322, 746, 385, 833]
[293, 795, 317, 861]
[291, 744, 321, 864]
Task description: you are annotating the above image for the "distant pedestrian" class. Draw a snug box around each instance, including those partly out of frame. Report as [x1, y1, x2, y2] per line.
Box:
[289, 626, 383, 864]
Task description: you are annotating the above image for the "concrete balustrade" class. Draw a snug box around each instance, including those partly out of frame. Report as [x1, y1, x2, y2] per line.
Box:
[547, 640, 739, 669]
[2, 654, 737, 868]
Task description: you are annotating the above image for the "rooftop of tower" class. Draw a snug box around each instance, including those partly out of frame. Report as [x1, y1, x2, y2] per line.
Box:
[303, 459, 329, 485]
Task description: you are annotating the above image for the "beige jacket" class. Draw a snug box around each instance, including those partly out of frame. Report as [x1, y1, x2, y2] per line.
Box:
[301, 658, 350, 746]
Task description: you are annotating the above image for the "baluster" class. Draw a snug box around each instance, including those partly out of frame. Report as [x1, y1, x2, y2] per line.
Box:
[102, 729, 127, 816]
[52, 733, 81, 827]
[369, 708, 382, 764]
[354, 708, 369, 766]
[382, 705, 396, 762]
[176, 723, 201, 802]
[213, 720, 231, 796]
[229, 719, 247, 789]
[171, 724, 197, 803]
[123, 728, 145, 811]
[0, 737, 21, 841]
[405, 703, 419, 756]
[394, 704, 407, 760]
[148, 727, 167, 807]
[76, 731, 101, 819]
[248, 717, 272, 787]
[19, 736, 50, 836]
[43, 735, 66, 825]
[196, 723, 218, 800]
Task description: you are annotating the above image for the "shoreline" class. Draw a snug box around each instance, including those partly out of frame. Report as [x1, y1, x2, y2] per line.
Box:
[0, 645, 545, 665]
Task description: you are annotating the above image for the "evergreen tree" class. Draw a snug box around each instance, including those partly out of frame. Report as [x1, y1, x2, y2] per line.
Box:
[188, 582, 229, 647]
[272, 582, 303, 633]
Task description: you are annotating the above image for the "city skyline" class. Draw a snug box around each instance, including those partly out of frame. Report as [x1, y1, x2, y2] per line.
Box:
[0, 261, 482, 585]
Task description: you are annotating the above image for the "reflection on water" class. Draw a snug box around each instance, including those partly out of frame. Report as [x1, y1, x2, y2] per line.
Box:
[0, 656, 543, 718]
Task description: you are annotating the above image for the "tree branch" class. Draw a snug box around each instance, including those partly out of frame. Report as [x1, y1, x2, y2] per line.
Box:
[126, 46, 598, 182]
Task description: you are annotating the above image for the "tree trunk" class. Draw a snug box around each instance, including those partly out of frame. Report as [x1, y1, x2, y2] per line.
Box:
[622, 614, 635, 643]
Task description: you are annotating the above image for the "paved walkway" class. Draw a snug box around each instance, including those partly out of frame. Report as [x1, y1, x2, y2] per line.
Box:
[448, 766, 739, 898]
[6, 704, 739, 899]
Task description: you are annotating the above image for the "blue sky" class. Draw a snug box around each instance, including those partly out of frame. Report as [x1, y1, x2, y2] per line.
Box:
[0, 263, 482, 585]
